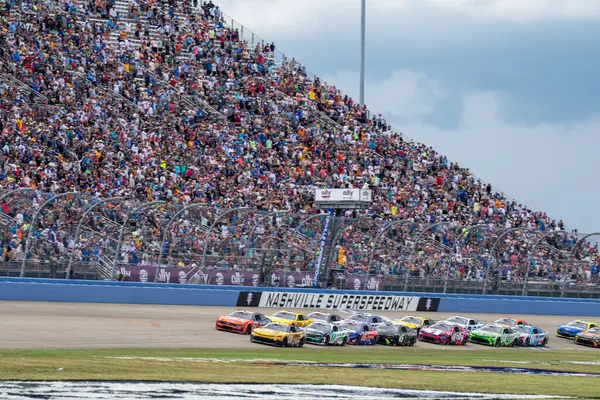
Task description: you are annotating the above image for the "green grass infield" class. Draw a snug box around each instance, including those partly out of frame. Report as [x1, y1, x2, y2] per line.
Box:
[0, 348, 599, 398]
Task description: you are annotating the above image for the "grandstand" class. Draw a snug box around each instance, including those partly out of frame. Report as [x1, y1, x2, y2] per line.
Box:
[0, 0, 598, 298]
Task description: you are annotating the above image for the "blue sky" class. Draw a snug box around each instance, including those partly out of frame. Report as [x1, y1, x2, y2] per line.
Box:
[217, 0, 600, 232]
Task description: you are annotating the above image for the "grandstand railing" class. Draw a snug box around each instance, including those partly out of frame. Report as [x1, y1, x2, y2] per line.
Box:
[0, 189, 598, 296]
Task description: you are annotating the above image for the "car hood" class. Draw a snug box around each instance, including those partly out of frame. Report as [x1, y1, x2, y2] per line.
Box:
[253, 328, 285, 336]
[305, 329, 327, 336]
[472, 331, 499, 337]
[421, 328, 448, 336]
[219, 316, 249, 324]
[558, 326, 583, 332]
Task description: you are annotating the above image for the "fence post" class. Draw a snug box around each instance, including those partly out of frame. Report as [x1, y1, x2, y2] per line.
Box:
[113, 201, 165, 280]
[156, 203, 212, 273]
[67, 196, 125, 279]
[20, 192, 78, 277]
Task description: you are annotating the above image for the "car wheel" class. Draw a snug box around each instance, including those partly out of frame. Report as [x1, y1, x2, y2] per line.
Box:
[444, 336, 451, 345]
[245, 325, 253, 335]
[524, 338, 530, 347]
[541, 337, 548, 347]
[372, 336, 378, 345]
[410, 337, 416, 346]
[299, 337, 306, 348]
[341, 337, 347, 346]
[324, 335, 330, 346]
[461, 337, 468, 346]
[495, 338, 501, 347]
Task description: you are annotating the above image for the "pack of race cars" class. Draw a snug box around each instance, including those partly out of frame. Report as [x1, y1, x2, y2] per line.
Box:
[215, 310, 600, 348]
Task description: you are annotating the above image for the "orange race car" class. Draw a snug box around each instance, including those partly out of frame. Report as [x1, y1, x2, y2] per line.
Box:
[494, 317, 528, 328]
[215, 310, 271, 334]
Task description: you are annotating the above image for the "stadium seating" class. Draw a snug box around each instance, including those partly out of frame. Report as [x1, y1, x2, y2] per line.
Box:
[0, 0, 598, 291]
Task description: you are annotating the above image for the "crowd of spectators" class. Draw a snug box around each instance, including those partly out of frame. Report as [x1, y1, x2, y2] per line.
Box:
[0, 0, 598, 288]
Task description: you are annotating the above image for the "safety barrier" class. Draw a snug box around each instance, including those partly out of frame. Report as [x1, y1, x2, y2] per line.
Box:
[0, 278, 599, 316]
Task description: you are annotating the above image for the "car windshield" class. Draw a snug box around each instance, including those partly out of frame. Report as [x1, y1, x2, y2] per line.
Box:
[400, 316, 421, 324]
[430, 323, 452, 332]
[514, 326, 531, 334]
[566, 321, 588, 329]
[339, 322, 361, 332]
[495, 318, 515, 326]
[479, 325, 503, 334]
[308, 313, 328, 321]
[447, 317, 469, 325]
[349, 315, 370, 323]
[263, 323, 289, 332]
[377, 324, 397, 334]
[229, 311, 253, 320]
[308, 323, 330, 332]
[273, 312, 296, 320]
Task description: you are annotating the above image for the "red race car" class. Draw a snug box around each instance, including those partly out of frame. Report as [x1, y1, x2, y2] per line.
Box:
[418, 322, 469, 345]
[215, 310, 271, 334]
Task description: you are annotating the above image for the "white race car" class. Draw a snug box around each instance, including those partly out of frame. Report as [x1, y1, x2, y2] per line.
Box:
[444, 315, 485, 331]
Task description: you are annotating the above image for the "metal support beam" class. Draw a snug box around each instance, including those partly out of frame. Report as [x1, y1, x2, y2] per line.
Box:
[359, 0, 366, 105]
[156, 203, 213, 277]
[199, 207, 249, 271]
[524, 230, 567, 296]
[20, 192, 78, 277]
[113, 201, 165, 280]
[66, 197, 126, 279]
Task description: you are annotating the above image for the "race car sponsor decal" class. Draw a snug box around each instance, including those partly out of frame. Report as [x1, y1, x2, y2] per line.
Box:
[416, 297, 441, 312]
[240, 292, 441, 311]
[236, 291, 263, 307]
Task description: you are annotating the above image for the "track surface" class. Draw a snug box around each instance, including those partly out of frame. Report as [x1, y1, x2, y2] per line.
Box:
[0, 301, 596, 350]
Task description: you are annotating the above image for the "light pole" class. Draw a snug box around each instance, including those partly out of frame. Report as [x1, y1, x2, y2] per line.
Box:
[360, 0, 366, 105]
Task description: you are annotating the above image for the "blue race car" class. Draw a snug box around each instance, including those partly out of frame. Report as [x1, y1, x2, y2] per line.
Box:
[514, 325, 549, 346]
[556, 320, 599, 339]
[337, 321, 378, 345]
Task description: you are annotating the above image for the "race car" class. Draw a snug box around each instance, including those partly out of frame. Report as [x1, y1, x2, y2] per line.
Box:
[418, 322, 469, 345]
[250, 322, 306, 347]
[556, 320, 599, 339]
[393, 316, 436, 333]
[494, 317, 528, 328]
[469, 324, 520, 347]
[215, 310, 271, 334]
[376, 323, 417, 346]
[307, 312, 343, 323]
[343, 312, 387, 328]
[444, 316, 485, 331]
[267, 310, 313, 327]
[338, 321, 378, 345]
[575, 327, 600, 348]
[304, 321, 349, 346]
[513, 325, 549, 347]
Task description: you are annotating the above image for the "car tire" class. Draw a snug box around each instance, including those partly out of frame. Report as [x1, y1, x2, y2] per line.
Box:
[341, 337, 347, 346]
[524, 338, 530, 347]
[299, 337, 306, 348]
[495, 338, 501, 347]
[410, 337, 416, 346]
[461, 337, 468, 346]
[444, 337, 451, 345]
[372, 336, 378, 345]
[324, 335, 330, 346]
[245, 325, 253, 335]
[542, 337, 548, 347]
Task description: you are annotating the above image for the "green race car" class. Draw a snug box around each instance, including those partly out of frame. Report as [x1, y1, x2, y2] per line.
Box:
[304, 322, 349, 346]
[469, 324, 520, 347]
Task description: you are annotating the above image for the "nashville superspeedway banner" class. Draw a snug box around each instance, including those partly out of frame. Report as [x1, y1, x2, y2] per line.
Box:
[237, 291, 441, 312]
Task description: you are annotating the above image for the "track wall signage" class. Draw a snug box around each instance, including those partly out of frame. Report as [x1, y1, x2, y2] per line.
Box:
[237, 291, 441, 312]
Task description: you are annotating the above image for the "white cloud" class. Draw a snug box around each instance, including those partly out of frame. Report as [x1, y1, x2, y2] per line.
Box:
[216, 0, 600, 41]
[321, 70, 443, 121]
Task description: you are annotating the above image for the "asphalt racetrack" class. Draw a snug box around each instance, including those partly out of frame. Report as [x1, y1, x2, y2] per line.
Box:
[0, 301, 595, 350]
